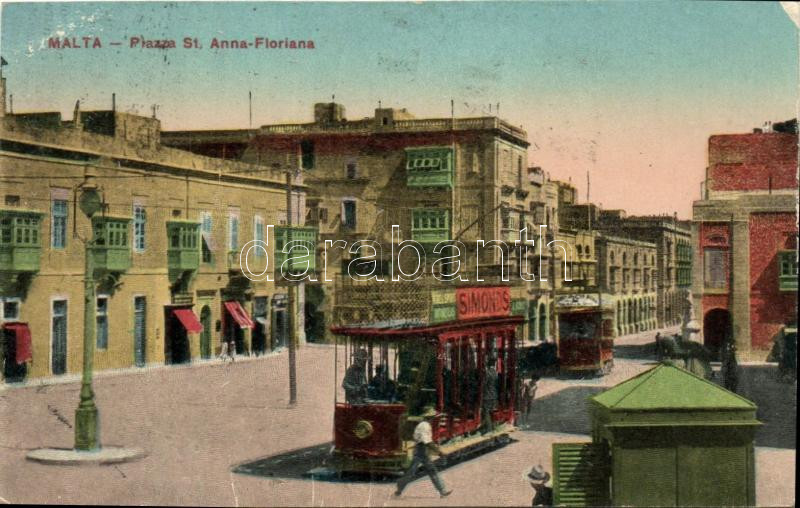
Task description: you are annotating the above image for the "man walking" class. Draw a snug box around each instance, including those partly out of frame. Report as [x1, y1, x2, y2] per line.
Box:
[394, 407, 452, 498]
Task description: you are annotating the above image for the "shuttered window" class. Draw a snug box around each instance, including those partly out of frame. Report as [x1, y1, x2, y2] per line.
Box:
[704, 248, 728, 289]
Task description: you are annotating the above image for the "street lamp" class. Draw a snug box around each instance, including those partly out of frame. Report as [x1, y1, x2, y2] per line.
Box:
[25, 176, 143, 465]
[75, 180, 102, 450]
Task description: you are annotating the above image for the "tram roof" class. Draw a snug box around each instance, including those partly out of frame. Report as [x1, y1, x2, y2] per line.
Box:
[331, 315, 524, 338]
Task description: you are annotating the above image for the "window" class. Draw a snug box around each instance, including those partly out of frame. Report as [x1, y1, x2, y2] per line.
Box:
[228, 208, 239, 251]
[704, 248, 728, 289]
[133, 204, 146, 252]
[346, 161, 358, 179]
[342, 200, 357, 230]
[517, 156, 523, 187]
[1, 298, 20, 321]
[96, 296, 109, 350]
[301, 140, 315, 169]
[201, 212, 213, 263]
[5, 195, 20, 206]
[501, 208, 511, 229]
[254, 215, 265, 257]
[51, 198, 68, 249]
[471, 151, 480, 173]
[779, 251, 798, 291]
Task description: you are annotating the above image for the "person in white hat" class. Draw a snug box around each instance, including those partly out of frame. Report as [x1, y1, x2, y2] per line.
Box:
[528, 464, 553, 507]
[394, 407, 452, 498]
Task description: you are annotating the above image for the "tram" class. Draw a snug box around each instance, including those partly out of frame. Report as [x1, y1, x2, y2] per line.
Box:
[557, 303, 615, 376]
[330, 288, 522, 475]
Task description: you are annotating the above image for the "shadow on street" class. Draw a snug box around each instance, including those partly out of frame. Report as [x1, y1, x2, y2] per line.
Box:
[232, 438, 516, 483]
[520, 386, 606, 435]
[613, 341, 657, 360]
[737, 364, 797, 449]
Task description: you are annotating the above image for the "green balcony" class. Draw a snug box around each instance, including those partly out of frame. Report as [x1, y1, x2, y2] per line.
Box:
[0, 209, 43, 273]
[274, 226, 317, 274]
[91, 216, 132, 274]
[405, 147, 453, 188]
[411, 209, 450, 245]
[778, 251, 797, 292]
[167, 221, 200, 281]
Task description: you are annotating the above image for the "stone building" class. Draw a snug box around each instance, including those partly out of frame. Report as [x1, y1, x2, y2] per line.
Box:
[595, 234, 659, 336]
[692, 121, 798, 361]
[163, 103, 561, 344]
[560, 200, 691, 329]
[595, 211, 691, 328]
[0, 103, 307, 382]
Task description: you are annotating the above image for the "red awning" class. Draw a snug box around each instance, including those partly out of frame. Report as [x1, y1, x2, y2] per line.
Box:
[224, 301, 255, 329]
[4, 322, 32, 364]
[173, 309, 203, 333]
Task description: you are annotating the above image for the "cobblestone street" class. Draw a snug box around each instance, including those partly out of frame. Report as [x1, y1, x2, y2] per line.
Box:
[1, 328, 794, 506]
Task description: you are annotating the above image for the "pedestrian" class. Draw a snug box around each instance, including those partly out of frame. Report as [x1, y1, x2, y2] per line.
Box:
[721, 341, 739, 392]
[528, 465, 553, 507]
[394, 407, 452, 498]
[482, 355, 499, 434]
[520, 375, 539, 426]
[654, 332, 663, 360]
[218, 339, 229, 361]
[228, 338, 236, 362]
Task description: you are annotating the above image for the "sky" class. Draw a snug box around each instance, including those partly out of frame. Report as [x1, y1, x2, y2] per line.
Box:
[1, 1, 797, 218]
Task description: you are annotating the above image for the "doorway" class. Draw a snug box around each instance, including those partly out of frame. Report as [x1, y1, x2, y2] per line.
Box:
[272, 308, 287, 350]
[200, 305, 212, 359]
[134, 296, 147, 367]
[251, 297, 268, 355]
[703, 308, 731, 359]
[164, 308, 191, 365]
[2, 327, 27, 382]
[51, 299, 67, 375]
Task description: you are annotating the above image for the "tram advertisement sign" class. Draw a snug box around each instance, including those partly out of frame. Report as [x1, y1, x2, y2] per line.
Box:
[556, 294, 600, 308]
[456, 286, 511, 320]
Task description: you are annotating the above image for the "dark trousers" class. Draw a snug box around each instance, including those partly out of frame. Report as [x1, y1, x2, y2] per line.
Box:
[396, 443, 446, 495]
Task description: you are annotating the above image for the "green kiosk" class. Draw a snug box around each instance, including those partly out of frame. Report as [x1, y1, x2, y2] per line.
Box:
[553, 363, 760, 507]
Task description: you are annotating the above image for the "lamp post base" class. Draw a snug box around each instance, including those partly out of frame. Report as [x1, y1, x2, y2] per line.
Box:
[75, 405, 99, 451]
[26, 446, 145, 466]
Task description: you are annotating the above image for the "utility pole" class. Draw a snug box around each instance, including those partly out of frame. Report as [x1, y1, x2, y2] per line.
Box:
[548, 231, 559, 345]
[286, 168, 298, 406]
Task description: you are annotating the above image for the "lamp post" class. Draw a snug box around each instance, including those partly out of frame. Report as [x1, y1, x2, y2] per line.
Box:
[75, 181, 102, 450]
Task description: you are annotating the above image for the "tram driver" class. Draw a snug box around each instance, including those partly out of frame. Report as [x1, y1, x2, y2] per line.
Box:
[367, 364, 397, 402]
[343, 349, 369, 404]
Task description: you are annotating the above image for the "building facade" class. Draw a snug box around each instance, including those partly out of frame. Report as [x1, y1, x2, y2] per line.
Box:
[164, 103, 563, 345]
[1, 107, 306, 382]
[595, 234, 659, 336]
[692, 122, 798, 361]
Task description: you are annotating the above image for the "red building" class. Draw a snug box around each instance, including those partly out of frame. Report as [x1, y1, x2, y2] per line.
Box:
[692, 120, 798, 361]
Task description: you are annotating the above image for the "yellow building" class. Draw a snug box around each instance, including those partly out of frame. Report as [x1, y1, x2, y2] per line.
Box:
[1, 108, 306, 382]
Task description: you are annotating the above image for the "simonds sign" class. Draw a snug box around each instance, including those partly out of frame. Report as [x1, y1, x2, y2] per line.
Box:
[456, 287, 511, 320]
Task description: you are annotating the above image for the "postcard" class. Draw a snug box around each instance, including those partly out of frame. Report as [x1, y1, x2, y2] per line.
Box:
[0, 1, 797, 506]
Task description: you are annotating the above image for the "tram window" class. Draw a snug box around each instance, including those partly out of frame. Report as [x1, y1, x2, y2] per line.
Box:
[338, 338, 400, 405]
[559, 318, 597, 339]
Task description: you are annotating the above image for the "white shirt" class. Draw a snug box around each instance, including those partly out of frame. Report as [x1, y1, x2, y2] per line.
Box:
[412, 421, 433, 445]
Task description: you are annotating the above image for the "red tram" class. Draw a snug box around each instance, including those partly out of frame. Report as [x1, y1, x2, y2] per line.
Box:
[330, 298, 522, 474]
[557, 305, 615, 375]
